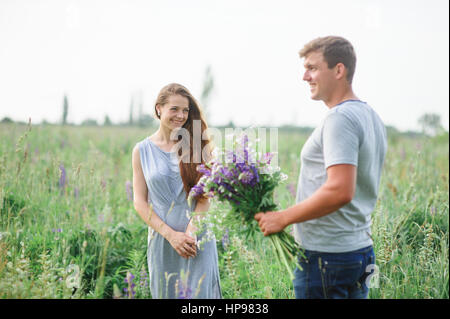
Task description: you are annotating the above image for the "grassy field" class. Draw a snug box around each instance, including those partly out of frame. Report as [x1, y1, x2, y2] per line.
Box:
[0, 122, 448, 298]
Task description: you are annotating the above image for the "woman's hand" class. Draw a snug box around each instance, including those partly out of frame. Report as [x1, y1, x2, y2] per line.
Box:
[167, 230, 197, 259]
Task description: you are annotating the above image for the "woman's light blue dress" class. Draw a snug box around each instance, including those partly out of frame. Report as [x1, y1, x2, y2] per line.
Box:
[138, 137, 221, 299]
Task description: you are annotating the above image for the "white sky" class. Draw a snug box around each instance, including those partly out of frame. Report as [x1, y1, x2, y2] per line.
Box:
[0, 0, 448, 131]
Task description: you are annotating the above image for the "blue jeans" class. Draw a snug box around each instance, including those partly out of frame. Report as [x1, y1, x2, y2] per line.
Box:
[293, 245, 375, 299]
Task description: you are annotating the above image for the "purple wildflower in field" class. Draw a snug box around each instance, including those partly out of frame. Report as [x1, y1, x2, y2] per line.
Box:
[100, 178, 106, 191]
[287, 182, 296, 198]
[97, 214, 104, 223]
[32, 146, 39, 163]
[139, 267, 149, 292]
[51, 228, 62, 233]
[124, 271, 136, 298]
[74, 187, 80, 199]
[59, 164, 67, 190]
[430, 206, 436, 215]
[221, 228, 230, 250]
[125, 181, 133, 201]
[400, 148, 406, 160]
[178, 283, 193, 299]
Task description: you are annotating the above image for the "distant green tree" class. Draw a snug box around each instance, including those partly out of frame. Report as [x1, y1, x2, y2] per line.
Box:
[138, 92, 144, 127]
[1, 117, 13, 123]
[129, 97, 134, 126]
[418, 113, 443, 136]
[81, 119, 98, 126]
[138, 114, 154, 127]
[62, 94, 69, 125]
[104, 115, 112, 126]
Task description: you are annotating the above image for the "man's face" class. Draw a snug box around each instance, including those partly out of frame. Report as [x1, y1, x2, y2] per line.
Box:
[302, 51, 336, 102]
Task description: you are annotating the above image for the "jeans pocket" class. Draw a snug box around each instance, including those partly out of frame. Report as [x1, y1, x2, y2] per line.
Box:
[293, 257, 310, 299]
[360, 251, 376, 289]
[319, 256, 364, 298]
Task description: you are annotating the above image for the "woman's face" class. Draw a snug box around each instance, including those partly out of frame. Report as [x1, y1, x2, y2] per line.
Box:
[157, 94, 190, 130]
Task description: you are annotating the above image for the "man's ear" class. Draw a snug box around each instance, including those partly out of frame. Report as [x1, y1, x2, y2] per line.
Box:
[335, 62, 347, 80]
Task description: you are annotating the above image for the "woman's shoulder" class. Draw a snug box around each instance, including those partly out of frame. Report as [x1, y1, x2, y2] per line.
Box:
[133, 137, 151, 158]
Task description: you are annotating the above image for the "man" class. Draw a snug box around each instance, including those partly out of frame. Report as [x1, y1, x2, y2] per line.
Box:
[255, 36, 387, 299]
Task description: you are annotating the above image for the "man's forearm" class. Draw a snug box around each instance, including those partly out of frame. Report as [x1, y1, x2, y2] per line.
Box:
[281, 182, 352, 227]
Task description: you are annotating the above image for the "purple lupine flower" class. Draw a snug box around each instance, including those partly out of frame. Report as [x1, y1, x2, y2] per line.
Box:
[178, 283, 193, 299]
[400, 148, 406, 160]
[250, 164, 259, 184]
[189, 183, 205, 198]
[430, 206, 436, 215]
[262, 152, 274, 164]
[74, 187, 80, 199]
[124, 271, 136, 299]
[287, 183, 296, 198]
[32, 146, 39, 163]
[139, 268, 149, 291]
[101, 178, 106, 191]
[213, 175, 223, 186]
[125, 181, 133, 201]
[221, 228, 230, 250]
[197, 164, 211, 176]
[239, 170, 254, 184]
[242, 134, 251, 162]
[220, 167, 234, 179]
[59, 164, 67, 190]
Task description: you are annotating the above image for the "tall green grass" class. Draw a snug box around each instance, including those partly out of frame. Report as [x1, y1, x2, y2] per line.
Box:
[0, 123, 448, 298]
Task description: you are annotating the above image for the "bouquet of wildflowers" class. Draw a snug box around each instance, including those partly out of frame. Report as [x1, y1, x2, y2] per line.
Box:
[188, 134, 303, 279]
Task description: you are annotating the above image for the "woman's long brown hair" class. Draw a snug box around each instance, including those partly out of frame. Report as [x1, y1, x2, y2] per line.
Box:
[154, 83, 211, 201]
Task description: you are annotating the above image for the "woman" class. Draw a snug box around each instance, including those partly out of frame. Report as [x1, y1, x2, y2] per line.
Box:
[132, 83, 221, 299]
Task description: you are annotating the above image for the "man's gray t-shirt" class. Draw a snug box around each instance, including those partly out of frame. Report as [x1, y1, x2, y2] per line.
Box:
[293, 100, 387, 253]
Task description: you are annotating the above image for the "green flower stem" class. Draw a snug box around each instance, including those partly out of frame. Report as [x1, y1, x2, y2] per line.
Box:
[269, 234, 295, 280]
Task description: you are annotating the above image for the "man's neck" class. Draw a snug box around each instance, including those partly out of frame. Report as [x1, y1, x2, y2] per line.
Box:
[324, 87, 358, 109]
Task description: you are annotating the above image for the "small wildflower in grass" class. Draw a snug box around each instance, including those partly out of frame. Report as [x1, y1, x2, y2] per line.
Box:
[100, 178, 106, 191]
[124, 271, 136, 299]
[125, 181, 133, 201]
[59, 164, 67, 192]
[74, 187, 79, 199]
[178, 285, 192, 299]
[139, 266, 149, 292]
[221, 228, 230, 250]
[430, 206, 436, 216]
[287, 183, 296, 198]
